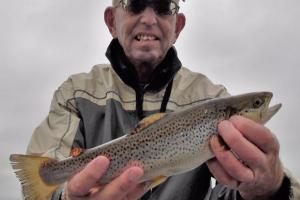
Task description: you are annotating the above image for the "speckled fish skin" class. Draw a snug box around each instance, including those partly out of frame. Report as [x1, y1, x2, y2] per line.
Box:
[39, 91, 278, 185]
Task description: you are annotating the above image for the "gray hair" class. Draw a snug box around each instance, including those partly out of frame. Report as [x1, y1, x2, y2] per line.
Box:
[112, 0, 182, 6]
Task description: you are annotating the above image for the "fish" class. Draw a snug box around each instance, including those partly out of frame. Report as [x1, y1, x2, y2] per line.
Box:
[10, 91, 282, 200]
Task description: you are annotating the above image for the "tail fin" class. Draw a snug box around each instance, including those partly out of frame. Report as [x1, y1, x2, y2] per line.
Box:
[10, 154, 60, 200]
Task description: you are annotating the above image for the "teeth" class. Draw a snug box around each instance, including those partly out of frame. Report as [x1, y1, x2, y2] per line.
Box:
[136, 35, 156, 41]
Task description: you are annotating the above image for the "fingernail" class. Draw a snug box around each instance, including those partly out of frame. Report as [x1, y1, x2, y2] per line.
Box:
[95, 156, 109, 169]
[230, 115, 242, 122]
[128, 168, 143, 183]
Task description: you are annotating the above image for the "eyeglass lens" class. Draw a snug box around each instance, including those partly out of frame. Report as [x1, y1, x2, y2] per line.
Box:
[122, 0, 179, 15]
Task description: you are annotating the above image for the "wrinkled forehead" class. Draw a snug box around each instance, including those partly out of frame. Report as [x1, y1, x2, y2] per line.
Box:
[112, 0, 181, 6]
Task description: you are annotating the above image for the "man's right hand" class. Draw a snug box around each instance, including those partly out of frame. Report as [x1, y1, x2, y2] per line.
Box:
[64, 156, 147, 200]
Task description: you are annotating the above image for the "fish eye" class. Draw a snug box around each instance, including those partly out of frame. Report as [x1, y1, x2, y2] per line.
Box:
[253, 98, 264, 108]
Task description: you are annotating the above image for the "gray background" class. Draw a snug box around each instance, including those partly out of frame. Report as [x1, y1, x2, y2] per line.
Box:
[1, 0, 299, 199]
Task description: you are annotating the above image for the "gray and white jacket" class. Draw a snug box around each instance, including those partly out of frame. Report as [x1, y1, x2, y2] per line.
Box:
[27, 39, 299, 200]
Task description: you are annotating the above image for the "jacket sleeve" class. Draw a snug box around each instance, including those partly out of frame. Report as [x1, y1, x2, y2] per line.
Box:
[283, 168, 300, 200]
[239, 169, 300, 200]
[26, 77, 81, 160]
[209, 168, 300, 200]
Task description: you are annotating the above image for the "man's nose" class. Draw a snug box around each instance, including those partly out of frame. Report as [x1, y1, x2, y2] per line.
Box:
[140, 7, 158, 26]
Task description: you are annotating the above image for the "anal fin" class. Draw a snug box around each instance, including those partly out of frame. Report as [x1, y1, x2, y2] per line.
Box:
[146, 176, 167, 190]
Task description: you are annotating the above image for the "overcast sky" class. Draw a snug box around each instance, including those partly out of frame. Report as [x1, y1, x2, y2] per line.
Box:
[1, 0, 300, 199]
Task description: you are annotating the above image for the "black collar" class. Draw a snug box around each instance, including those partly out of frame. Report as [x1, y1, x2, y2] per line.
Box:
[105, 39, 182, 92]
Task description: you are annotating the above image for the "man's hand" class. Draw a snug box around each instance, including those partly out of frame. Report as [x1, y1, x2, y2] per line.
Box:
[207, 115, 284, 200]
[64, 156, 147, 200]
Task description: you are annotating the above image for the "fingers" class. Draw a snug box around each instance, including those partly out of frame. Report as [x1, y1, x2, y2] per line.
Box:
[229, 116, 279, 154]
[66, 156, 146, 200]
[217, 120, 266, 168]
[124, 182, 148, 200]
[208, 115, 285, 198]
[206, 158, 240, 189]
[96, 167, 145, 200]
[68, 156, 110, 196]
[209, 135, 254, 183]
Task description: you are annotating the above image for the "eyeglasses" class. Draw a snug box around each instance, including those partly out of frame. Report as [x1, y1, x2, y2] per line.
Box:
[117, 0, 180, 16]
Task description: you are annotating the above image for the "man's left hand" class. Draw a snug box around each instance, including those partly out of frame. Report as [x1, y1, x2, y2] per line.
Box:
[206, 115, 284, 200]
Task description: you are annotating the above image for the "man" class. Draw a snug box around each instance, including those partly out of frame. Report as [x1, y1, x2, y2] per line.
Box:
[27, 0, 300, 199]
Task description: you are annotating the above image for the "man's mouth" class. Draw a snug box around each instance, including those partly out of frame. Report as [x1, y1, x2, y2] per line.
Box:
[135, 34, 159, 42]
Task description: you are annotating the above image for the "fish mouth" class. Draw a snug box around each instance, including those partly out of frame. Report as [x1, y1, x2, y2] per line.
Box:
[260, 92, 282, 124]
[234, 92, 281, 124]
[261, 103, 282, 124]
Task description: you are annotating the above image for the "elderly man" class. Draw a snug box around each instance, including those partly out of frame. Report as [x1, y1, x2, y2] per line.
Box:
[27, 0, 300, 199]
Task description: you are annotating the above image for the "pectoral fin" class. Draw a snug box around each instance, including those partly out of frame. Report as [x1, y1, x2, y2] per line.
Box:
[131, 113, 167, 135]
[70, 147, 85, 157]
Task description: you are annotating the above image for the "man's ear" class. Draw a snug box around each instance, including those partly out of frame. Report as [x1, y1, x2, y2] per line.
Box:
[174, 13, 186, 43]
[104, 7, 117, 37]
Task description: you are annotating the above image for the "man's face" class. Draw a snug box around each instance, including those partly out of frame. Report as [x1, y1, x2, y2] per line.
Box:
[105, 2, 185, 68]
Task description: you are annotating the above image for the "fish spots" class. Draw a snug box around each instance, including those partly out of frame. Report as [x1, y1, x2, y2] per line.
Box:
[54, 104, 225, 183]
[33, 93, 275, 186]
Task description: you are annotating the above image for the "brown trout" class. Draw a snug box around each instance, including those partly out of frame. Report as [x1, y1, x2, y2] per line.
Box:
[10, 92, 281, 200]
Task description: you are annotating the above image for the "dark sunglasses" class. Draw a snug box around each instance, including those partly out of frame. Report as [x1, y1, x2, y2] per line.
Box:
[117, 0, 180, 15]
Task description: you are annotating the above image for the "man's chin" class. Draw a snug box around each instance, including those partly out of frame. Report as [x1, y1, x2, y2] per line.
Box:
[129, 53, 162, 67]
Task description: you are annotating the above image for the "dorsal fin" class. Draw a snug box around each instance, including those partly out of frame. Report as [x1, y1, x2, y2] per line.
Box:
[131, 113, 167, 135]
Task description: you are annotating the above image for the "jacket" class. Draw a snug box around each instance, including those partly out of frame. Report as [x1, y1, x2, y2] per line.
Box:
[27, 39, 299, 200]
